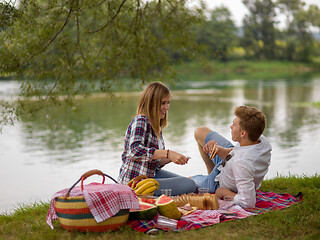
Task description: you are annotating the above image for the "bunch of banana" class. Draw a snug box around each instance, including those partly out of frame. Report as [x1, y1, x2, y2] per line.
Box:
[133, 178, 159, 195]
[127, 175, 159, 195]
[127, 175, 148, 189]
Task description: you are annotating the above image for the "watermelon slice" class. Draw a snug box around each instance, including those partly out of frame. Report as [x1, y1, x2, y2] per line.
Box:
[139, 197, 157, 205]
[129, 202, 157, 220]
[155, 194, 181, 220]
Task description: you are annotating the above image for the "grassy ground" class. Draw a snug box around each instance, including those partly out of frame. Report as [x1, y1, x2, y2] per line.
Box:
[1, 175, 319, 239]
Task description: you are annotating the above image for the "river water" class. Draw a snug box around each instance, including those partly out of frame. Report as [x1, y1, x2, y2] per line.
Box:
[0, 76, 320, 214]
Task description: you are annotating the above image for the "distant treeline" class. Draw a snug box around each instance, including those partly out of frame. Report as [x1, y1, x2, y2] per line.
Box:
[0, 0, 319, 90]
[1, 1, 320, 129]
[191, 0, 320, 62]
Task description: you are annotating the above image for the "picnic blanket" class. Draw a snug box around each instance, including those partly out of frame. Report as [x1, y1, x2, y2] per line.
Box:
[47, 182, 139, 229]
[127, 190, 303, 232]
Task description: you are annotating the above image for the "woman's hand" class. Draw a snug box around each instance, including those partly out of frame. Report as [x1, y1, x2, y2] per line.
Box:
[168, 150, 190, 165]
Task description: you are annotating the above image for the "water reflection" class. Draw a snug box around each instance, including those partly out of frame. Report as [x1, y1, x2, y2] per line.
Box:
[15, 77, 320, 175]
[0, 76, 320, 213]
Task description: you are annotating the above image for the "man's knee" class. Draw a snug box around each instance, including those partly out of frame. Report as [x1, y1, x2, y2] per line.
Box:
[194, 126, 212, 143]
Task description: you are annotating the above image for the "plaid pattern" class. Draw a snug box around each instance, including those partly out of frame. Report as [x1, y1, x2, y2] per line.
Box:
[181, 210, 221, 225]
[118, 115, 163, 184]
[127, 216, 158, 232]
[127, 215, 204, 232]
[245, 190, 303, 214]
[46, 183, 139, 229]
[128, 190, 302, 232]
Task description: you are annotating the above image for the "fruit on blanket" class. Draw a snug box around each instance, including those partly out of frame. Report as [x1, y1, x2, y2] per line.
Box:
[127, 175, 148, 189]
[139, 197, 157, 205]
[134, 178, 159, 190]
[134, 179, 159, 195]
[127, 176, 159, 195]
[155, 194, 181, 220]
[129, 202, 158, 220]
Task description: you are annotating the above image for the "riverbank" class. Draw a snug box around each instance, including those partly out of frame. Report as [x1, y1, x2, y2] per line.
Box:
[174, 60, 320, 82]
[1, 175, 319, 239]
[1, 60, 320, 81]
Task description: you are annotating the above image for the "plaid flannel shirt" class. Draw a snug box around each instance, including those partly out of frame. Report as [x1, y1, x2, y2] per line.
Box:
[118, 114, 163, 184]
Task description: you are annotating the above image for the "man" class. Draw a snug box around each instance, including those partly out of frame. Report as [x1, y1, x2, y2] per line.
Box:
[192, 106, 272, 208]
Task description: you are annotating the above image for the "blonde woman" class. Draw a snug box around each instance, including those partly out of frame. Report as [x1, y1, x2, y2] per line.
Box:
[118, 81, 196, 196]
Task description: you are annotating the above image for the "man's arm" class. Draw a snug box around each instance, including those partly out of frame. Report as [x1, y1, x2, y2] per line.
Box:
[217, 146, 233, 160]
[232, 162, 256, 208]
[215, 187, 236, 199]
[203, 140, 233, 160]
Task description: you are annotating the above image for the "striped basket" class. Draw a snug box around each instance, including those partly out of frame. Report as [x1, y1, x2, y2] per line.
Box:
[54, 170, 129, 232]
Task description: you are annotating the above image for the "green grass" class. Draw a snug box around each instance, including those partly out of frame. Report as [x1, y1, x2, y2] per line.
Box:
[1, 175, 319, 239]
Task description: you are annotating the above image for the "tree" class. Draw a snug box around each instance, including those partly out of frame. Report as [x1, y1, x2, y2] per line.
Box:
[194, 6, 237, 61]
[0, 0, 206, 129]
[0, 0, 19, 31]
[242, 0, 277, 59]
[277, 0, 318, 61]
[307, 4, 320, 29]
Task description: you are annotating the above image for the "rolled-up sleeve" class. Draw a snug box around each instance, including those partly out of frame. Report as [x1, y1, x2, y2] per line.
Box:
[232, 162, 256, 208]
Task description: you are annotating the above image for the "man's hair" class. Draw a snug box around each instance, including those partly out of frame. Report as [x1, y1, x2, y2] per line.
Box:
[137, 81, 171, 136]
[234, 106, 266, 142]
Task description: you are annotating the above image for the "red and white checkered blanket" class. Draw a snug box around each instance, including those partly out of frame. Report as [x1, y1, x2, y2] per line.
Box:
[127, 191, 302, 232]
[46, 182, 139, 229]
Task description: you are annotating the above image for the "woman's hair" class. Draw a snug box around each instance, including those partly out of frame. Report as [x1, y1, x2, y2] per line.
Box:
[136, 81, 171, 136]
[234, 106, 266, 142]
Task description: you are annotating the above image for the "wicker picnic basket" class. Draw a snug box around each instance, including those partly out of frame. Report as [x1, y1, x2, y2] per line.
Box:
[54, 170, 130, 232]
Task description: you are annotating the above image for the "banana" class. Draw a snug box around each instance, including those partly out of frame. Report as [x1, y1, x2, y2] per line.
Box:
[140, 185, 158, 195]
[131, 179, 139, 189]
[133, 179, 149, 190]
[134, 178, 159, 190]
[135, 181, 157, 194]
[127, 178, 135, 187]
[127, 175, 148, 188]
[135, 175, 148, 181]
[145, 178, 159, 186]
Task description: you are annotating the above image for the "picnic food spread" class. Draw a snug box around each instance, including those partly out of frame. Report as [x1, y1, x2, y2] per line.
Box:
[172, 193, 219, 210]
[47, 172, 224, 232]
[210, 142, 218, 160]
[127, 175, 160, 195]
[129, 202, 158, 220]
[155, 194, 182, 220]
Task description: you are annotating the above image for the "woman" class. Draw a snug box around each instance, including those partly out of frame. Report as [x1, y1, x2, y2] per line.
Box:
[118, 81, 196, 196]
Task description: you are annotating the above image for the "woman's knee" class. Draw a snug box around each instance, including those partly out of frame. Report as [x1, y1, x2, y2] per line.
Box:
[155, 177, 196, 196]
[194, 126, 212, 144]
[187, 178, 197, 193]
[175, 178, 196, 195]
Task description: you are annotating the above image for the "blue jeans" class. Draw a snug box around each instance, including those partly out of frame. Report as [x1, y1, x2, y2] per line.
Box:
[153, 169, 197, 196]
[192, 131, 234, 193]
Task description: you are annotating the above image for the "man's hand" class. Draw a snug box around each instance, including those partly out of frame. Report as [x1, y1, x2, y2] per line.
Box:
[203, 140, 218, 155]
[215, 187, 236, 199]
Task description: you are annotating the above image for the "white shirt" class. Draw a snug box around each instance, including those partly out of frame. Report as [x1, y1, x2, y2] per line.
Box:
[216, 135, 272, 208]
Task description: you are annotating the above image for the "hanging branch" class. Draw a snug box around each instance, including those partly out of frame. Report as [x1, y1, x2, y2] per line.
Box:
[88, 0, 127, 34]
[107, 0, 142, 61]
[21, 0, 76, 67]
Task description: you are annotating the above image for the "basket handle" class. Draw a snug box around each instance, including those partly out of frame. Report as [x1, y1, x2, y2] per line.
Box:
[65, 169, 118, 198]
[81, 169, 105, 182]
